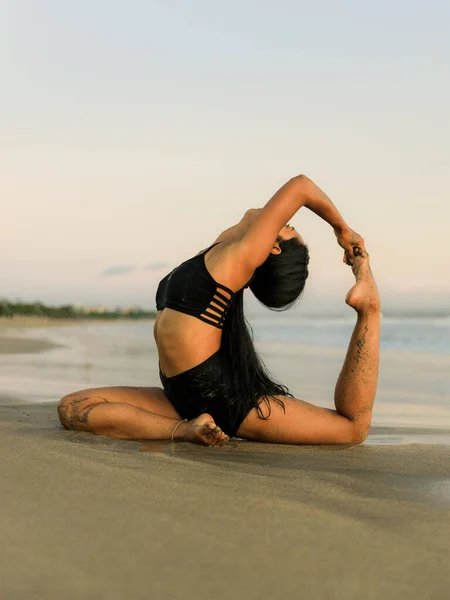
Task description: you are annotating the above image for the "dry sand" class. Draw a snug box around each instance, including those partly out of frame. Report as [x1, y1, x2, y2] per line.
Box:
[1, 401, 450, 600]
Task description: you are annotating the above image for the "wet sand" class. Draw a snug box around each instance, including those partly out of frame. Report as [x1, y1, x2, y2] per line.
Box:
[1, 401, 450, 600]
[0, 336, 62, 355]
[0, 316, 85, 331]
[0, 318, 68, 354]
[0, 317, 151, 355]
[0, 316, 155, 330]
[0, 317, 154, 356]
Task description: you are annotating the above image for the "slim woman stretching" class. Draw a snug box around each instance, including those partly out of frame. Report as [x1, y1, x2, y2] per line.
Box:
[58, 175, 380, 446]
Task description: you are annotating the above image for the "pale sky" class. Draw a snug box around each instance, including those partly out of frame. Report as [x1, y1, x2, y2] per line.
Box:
[1, 0, 449, 314]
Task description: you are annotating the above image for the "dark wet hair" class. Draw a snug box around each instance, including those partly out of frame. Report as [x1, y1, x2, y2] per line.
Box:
[220, 238, 310, 430]
[249, 237, 310, 309]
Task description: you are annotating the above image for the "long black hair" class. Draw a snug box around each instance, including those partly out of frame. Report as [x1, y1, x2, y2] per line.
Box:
[220, 237, 310, 429]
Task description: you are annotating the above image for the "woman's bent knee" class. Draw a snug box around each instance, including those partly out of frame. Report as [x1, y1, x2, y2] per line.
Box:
[57, 392, 108, 432]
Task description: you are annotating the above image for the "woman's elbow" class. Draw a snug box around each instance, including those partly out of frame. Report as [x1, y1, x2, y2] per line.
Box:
[291, 174, 311, 185]
[290, 174, 313, 197]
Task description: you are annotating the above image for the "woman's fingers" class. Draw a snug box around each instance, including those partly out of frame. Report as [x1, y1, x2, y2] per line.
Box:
[337, 229, 368, 265]
[343, 251, 353, 265]
[353, 245, 369, 259]
[343, 246, 368, 266]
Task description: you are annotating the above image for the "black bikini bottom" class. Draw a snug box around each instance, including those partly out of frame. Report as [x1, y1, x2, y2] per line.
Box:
[159, 351, 256, 438]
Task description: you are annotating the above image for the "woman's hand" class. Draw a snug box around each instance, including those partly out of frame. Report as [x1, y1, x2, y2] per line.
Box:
[334, 227, 367, 264]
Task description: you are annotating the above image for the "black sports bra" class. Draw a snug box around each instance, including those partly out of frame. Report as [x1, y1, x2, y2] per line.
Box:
[155, 243, 252, 329]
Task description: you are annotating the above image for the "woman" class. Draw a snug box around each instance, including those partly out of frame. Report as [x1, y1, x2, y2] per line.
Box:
[58, 175, 381, 446]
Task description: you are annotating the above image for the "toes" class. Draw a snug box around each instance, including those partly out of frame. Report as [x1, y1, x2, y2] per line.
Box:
[204, 425, 228, 446]
[204, 424, 220, 436]
[205, 425, 222, 441]
[192, 419, 229, 446]
[212, 431, 229, 446]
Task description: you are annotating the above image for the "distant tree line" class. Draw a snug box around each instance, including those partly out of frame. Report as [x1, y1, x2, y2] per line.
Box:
[0, 300, 156, 320]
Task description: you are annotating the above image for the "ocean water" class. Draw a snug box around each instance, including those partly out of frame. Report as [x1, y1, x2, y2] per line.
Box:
[40, 315, 446, 355]
[248, 314, 450, 355]
[1, 316, 449, 443]
[33, 314, 447, 354]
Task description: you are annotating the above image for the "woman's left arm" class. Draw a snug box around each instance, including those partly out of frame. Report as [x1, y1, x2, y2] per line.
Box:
[302, 177, 366, 261]
[300, 175, 347, 231]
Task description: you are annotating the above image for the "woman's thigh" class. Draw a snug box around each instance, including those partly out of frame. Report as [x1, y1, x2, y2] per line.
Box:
[58, 386, 180, 430]
[236, 395, 359, 445]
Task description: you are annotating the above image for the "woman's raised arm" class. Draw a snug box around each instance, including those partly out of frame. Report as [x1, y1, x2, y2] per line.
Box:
[239, 175, 356, 269]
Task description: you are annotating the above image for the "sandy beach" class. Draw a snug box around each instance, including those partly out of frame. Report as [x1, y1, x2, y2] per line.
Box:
[1, 320, 450, 599]
[1, 401, 450, 600]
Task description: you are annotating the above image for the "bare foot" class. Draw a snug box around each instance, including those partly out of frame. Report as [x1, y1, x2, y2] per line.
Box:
[175, 413, 229, 446]
[345, 254, 381, 315]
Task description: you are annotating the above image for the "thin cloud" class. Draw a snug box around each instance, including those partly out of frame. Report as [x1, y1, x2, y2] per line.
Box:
[99, 265, 136, 278]
[143, 262, 169, 271]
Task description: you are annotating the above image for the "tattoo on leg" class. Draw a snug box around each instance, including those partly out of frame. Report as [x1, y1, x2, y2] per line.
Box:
[58, 396, 109, 431]
[68, 396, 92, 406]
[352, 325, 368, 373]
[77, 401, 108, 425]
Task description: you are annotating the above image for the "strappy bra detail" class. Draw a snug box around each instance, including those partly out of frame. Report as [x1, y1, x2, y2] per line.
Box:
[155, 242, 248, 330]
[194, 282, 233, 328]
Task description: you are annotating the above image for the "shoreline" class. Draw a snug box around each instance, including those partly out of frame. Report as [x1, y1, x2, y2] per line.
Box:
[0, 317, 155, 355]
[0, 336, 63, 355]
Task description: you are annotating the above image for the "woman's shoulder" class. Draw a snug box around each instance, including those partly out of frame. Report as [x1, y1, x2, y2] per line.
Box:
[203, 239, 254, 292]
